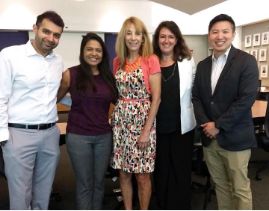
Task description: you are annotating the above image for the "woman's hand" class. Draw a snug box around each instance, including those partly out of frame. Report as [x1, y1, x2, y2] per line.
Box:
[137, 130, 150, 150]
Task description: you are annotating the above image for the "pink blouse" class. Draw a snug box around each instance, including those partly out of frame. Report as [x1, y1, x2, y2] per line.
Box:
[113, 54, 160, 93]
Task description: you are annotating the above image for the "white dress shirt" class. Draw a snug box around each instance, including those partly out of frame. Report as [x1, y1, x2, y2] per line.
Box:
[211, 47, 231, 94]
[0, 40, 64, 142]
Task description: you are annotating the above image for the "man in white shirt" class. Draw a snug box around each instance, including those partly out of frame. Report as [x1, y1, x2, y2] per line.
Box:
[0, 11, 65, 209]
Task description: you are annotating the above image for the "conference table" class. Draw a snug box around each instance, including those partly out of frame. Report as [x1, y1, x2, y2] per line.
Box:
[56, 100, 268, 135]
[57, 122, 67, 135]
[57, 103, 70, 114]
[260, 86, 269, 93]
[56, 103, 69, 136]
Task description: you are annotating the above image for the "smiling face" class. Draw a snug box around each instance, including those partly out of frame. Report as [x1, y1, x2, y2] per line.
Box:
[208, 20, 235, 57]
[158, 27, 177, 57]
[33, 18, 62, 56]
[124, 23, 143, 55]
[83, 39, 103, 71]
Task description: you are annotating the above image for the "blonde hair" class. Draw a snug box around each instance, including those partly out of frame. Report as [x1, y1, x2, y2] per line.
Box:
[115, 16, 153, 68]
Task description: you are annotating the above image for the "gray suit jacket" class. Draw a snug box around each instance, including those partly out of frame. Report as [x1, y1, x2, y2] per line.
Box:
[192, 46, 259, 151]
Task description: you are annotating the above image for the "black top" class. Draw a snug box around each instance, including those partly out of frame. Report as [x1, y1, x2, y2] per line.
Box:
[156, 62, 181, 134]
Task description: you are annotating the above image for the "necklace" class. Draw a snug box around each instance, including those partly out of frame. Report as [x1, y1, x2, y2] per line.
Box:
[162, 63, 177, 82]
[125, 56, 141, 73]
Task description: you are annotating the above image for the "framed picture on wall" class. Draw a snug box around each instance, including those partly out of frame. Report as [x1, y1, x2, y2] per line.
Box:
[253, 33, 261, 46]
[260, 64, 268, 78]
[259, 48, 267, 61]
[261, 32, 269, 45]
[251, 49, 258, 60]
[244, 35, 252, 48]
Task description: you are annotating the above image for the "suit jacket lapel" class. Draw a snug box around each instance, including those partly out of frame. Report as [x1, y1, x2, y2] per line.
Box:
[204, 57, 213, 96]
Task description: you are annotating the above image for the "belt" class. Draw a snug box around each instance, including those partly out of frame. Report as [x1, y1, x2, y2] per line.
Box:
[119, 98, 150, 102]
[8, 123, 56, 130]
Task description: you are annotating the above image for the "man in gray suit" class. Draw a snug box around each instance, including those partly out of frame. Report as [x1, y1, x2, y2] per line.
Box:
[0, 11, 64, 209]
[192, 14, 259, 209]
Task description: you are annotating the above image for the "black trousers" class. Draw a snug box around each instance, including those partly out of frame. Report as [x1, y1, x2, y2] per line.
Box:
[154, 130, 194, 210]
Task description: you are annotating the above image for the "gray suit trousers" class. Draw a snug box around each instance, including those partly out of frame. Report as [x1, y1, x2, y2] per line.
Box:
[2, 126, 60, 210]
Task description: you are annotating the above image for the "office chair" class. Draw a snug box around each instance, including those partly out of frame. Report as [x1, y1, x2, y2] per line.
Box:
[49, 109, 69, 203]
[49, 133, 65, 203]
[0, 147, 5, 179]
[256, 80, 267, 101]
[104, 167, 124, 209]
[192, 128, 214, 209]
[254, 95, 269, 180]
[105, 168, 140, 209]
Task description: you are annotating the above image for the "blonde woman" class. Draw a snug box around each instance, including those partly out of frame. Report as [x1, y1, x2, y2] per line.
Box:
[111, 17, 161, 209]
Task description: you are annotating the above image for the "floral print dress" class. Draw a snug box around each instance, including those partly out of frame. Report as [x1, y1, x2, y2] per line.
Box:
[111, 59, 156, 173]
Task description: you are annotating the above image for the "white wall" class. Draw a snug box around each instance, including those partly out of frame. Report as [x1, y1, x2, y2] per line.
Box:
[184, 35, 208, 63]
[28, 23, 241, 68]
[1, 0, 268, 35]
[0, 0, 160, 33]
[29, 30, 210, 68]
[0, 0, 255, 67]
[29, 31, 104, 68]
[234, 27, 242, 49]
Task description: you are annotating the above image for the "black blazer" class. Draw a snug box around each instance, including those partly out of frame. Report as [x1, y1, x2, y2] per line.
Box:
[192, 46, 259, 151]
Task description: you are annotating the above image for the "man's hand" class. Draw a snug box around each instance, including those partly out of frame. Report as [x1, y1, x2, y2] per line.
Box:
[201, 122, 219, 139]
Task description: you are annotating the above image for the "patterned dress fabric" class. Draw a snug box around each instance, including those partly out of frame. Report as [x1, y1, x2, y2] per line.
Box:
[111, 59, 156, 173]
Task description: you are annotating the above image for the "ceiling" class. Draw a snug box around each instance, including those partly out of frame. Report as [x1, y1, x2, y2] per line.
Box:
[150, 0, 226, 15]
[1, 0, 269, 35]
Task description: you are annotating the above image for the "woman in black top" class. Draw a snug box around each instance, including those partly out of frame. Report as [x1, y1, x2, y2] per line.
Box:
[153, 21, 196, 209]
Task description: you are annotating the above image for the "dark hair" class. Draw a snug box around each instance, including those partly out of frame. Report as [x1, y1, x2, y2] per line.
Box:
[153, 21, 191, 62]
[77, 32, 117, 98]
[36, 11, 64, 29]
[208, 14, 235, 32]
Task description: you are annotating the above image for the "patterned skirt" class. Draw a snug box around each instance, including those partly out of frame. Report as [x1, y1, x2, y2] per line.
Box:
[111, 99, 156, 173]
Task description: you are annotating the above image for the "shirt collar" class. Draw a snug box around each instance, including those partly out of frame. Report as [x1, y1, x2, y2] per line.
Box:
[25, 40, 56, 59]
[212, 46, 231, 61]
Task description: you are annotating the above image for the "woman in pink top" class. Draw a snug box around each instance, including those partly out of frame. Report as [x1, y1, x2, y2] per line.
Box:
[111, 17, 161, 209]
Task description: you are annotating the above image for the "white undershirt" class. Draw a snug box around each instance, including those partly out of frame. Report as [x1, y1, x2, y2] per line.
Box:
[211, 47, 231, 94]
